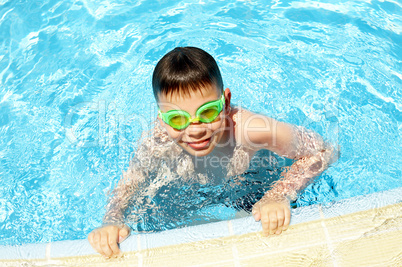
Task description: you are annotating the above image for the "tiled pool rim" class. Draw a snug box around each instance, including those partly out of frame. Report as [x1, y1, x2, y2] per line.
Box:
[1, 186, 401, 261]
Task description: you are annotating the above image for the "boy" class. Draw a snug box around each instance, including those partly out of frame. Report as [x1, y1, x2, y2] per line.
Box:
[88, 47, 337, 258]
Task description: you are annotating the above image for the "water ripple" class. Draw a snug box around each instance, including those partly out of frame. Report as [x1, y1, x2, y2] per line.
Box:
[0, 0, 401, 245]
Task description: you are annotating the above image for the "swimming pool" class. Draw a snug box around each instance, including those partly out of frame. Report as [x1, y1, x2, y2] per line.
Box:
[0, 0, 401, 248]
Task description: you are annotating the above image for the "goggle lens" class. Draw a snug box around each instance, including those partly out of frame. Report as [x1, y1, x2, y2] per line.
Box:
[159, 93, 225, 130]
[169, 115, 190, 130]
[198, 107, 219, 123]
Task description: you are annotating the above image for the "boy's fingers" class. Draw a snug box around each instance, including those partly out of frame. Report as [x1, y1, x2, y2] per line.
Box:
[100, 232, 113, 257]
[108, 230, 121, 256]
[93, 232, 103, 256]
[120, 227, 129, 237]
[269, 211, 278, 235]
[118, 226, 130, 243]
[253, 211, 261, 221]
[275, 210, 284, 235]
[88, 232, 94, 245]
[252, 206, 261, 221]
[275, 229, 281, 235]
[283, 207, 291, 230]
[261, 213, 270, 236]
[88, 232, 98, 252]
[276, 210, 284, 228]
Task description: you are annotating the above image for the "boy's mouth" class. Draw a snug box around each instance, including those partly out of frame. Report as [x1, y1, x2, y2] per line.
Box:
[186, 137, 212, 150]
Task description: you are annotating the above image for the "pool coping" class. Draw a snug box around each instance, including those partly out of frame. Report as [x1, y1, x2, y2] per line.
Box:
[1, 186, 401, 260]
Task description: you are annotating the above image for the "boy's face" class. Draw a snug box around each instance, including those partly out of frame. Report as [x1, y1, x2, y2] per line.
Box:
[157, 86, 230, 157]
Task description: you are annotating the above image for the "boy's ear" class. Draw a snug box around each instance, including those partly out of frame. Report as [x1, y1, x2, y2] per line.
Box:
[224, 88, 231, 113]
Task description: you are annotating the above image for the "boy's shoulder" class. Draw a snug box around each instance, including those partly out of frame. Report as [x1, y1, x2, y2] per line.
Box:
[230, 107, 295, 154]
[231, 107, 273, 146]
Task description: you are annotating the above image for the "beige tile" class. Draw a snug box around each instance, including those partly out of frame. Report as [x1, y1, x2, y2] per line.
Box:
[140, 237, 236, 267]
[321, 203, 402, 267]
[333, 229, 402, 266]
[234, 220, 329, 259]
[323, 203, 402, 242]
[2, 203, 400, 266]
[0, 259, 48, 266]
[240, 244, 334, 267]
[52, 253, 140, 267]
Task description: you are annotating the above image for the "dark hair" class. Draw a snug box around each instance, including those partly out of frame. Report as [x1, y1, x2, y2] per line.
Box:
[152, 47, 223, 100]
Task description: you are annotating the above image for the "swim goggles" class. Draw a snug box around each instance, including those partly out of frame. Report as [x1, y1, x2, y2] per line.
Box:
[158, 93, 225, 130]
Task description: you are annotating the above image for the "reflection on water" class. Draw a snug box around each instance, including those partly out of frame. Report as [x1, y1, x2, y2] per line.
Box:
[127, 149, 293, 232]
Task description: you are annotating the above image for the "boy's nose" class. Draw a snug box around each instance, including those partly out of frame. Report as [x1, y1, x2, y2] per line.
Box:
[185, 123, 208, 138]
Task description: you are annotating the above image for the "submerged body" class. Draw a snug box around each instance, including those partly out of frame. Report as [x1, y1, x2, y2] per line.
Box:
[88, 47, 338, 258]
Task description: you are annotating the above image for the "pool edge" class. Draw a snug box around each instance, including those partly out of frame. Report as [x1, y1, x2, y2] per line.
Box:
[1, 186, 401, 262]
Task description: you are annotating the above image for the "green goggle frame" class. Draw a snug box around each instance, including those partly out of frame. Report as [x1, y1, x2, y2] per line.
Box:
[158, 93, 225, 130]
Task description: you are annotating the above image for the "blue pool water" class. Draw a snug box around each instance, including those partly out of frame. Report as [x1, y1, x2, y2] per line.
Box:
[0, 0, 401, 246]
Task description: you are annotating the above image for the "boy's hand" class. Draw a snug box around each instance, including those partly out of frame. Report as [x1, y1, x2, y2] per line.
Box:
[252, 197, 291, 236]
[88, 224, 131, 258]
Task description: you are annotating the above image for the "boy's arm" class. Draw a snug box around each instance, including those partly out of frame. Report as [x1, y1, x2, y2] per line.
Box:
[102, 168, 143, 227]
[237, 110, 338, 201]
[236, 110, 338, 236]
[264, 126, 337, 202]
[88, 167, 144, 258]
